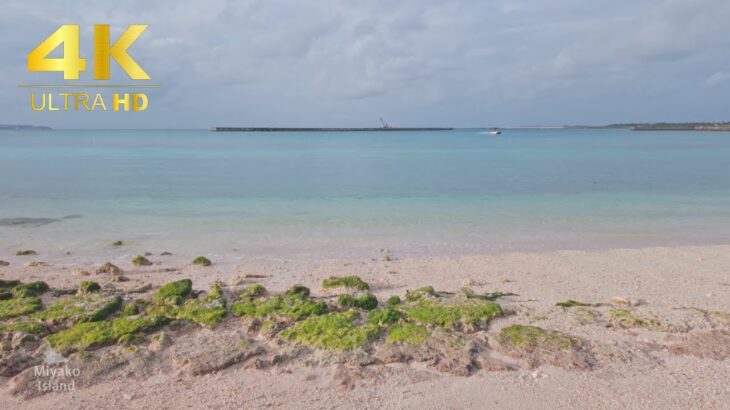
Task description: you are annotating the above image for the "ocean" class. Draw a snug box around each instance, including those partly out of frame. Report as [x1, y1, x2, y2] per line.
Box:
[2, 128, 730, 263]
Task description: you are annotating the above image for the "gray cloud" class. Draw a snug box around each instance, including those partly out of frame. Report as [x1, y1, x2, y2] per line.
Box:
[1, 0, 729, 128]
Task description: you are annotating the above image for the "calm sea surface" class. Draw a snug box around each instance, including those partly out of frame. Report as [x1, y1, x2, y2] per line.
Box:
[1, 128, 729, 262]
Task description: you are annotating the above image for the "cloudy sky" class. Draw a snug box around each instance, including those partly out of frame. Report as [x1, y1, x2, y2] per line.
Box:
[2, 0, 729, 128]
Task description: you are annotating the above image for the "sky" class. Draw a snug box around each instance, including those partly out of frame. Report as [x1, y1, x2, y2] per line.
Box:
[1, 0, 729, 128]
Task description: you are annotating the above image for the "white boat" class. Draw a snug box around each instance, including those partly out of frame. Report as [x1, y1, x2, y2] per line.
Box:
[489, 128, 502, 135]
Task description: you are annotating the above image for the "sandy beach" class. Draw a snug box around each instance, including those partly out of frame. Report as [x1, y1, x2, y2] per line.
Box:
[1, 244, 729, 409]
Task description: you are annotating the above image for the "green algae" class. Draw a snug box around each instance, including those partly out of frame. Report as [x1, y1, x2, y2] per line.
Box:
[322, 276, 370, 291]
[176, 284, 227, 326]
[147, 284, 227, 326]
[386, 323, 429, 345]
[405, 286, 437, 302]
[0, 291, 12, 300]
[192, 256, 212, 266]
[231, 292, 326, 320]
[46, 315, 169, 353]
[152, 279, 192, 304]
[280, 311, 378, 351]
[131, 255, 152, 266]
[338, 293, 378, 310]
[78, 281, 101, 295]
[12, 281, 50, 298]
[0, 297, 43, 319]
[34, 294, 122, 324]
[111, 241, 123, 246]
[367, 307, 401, 326]
[15, 250, 37, 256]
[387, 295, 401, 306]
[0, 320, 47, 335]
[122, 302, 139, 316]
[498, 324, 577, 351]
[404, 300, 502, 328]
[240, 284, 267, 298]
[461, 288, 519, 301]
[556, 300, 600, 308]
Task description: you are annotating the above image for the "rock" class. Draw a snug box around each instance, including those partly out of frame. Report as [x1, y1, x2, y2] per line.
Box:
[24, 261, 48, 267]
[0, 260, 9, 267]
[11, 332, 37, 350]
[374, 331, 480, 376]
[96, 262, 122, 275]
[108, 274, 129, 282]
[75, 270, 91, 276]
[170, 331, 263, 375]
[148, 332, 173, 352]
[611, 296, 641, 307]
[0, 350, 42, 377]
[474, 354, 515, 371]
[123, 393, 134, 401]
[665, 330, 730, 361]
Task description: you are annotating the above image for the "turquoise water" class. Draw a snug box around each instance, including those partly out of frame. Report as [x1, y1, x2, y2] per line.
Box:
[1, 128, 730, 261]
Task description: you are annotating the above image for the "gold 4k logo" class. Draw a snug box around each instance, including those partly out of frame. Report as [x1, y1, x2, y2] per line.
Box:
[25, 25, 154, 112]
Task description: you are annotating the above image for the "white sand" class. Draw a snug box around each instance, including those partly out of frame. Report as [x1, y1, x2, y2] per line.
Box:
[1, 245, 729, 409]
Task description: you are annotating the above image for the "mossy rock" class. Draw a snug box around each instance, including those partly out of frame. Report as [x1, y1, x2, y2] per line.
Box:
[496, 324, 597, 369]
[322, 276, 370, 291]
[131, 255, 152, 267]
[405, 286, 437, 302]
[152, 279, 192, 304]
[34, 294, 122, 324]
[231, 292, 326, 320]
[367, 307, 401, 326]
[192, 256, 211, 266]
[386, 323, 429, 345]
[240, 284, 267, 298]
[607, 309, 664, 330]
[285, 285, 310, 298]
[403, 300, 502, 329]
[338, 293, 378, 310]
[387, 295, 401, 306]
[12, 281, 50, 298]
[15, 250, 37, 256]
[77, 281, 101, 295]
[0, 297, 43, 319]
[96, 262, 122, 275]
[280, 311, 379, 351]
[498, 325, 577, 351]
[0, 279, 21, 289]
[46, 315, 169, 353]
[111, 241, 123, 246]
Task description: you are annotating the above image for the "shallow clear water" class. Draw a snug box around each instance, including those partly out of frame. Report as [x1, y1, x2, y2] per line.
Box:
[1, 128, 730, 261]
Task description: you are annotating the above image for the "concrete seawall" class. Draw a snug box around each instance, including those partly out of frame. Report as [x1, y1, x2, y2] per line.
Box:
[211, 127, 453, 132]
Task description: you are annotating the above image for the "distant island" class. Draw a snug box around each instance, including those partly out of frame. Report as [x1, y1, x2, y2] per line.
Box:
[0, 124, 52, 131]
[566, 122, 730, 132]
